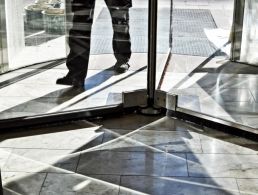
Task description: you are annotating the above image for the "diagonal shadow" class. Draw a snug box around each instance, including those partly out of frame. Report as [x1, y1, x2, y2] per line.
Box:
[0, 66, 147, 120]
[0, 115, 244, 194]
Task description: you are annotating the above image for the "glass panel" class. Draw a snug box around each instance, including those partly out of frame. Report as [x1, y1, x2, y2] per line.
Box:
[159, 0, 258, 128]
[0, 0, 147, 120]
[156, 0, 172, 89]
[239, 0, 258, 65]
[3, 0, 66, 71]
[0, 0, 8, 73]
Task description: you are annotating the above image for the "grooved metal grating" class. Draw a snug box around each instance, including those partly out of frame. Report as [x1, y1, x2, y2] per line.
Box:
[91, 8, 218, 57]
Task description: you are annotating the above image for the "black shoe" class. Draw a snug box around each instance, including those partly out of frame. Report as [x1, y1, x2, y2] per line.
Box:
[56, 76, 84, 88]
[113, 62, 130, 73]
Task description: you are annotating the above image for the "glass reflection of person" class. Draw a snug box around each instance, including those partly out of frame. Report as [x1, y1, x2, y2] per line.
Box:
[57, 0, 132, 87]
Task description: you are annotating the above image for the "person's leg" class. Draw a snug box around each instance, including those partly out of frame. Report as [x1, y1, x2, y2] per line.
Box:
[57, 0, 96, 86]
[106, 0, 132, 73]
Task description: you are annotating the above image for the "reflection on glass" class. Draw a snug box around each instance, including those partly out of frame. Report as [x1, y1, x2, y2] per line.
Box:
[156, 0, 172, 89]
[0, 0, 148, 120]
[240, 0, 258, 65]
[56, 0, 132, 88]
[158, 0, 258, 129]
[3, 0, 66, 70]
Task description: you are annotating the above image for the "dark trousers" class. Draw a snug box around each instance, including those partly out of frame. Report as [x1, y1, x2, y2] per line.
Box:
[66, 0, 132, 80]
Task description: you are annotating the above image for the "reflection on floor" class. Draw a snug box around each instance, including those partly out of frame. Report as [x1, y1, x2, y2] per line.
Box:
[162, 54, 258, 129]
[1, 114, 258, 194]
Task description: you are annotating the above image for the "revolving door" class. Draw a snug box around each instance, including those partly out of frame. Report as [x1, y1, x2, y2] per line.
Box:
[0, 0, 257, 136]
[0, 0, 171, 128]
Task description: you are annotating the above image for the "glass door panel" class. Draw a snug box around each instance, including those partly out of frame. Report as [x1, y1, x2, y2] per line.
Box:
[0, 0, 147, 120]
[3, 0, 66, 71]
[238, 0, 258, 65]
[156, 0, 172, 89]
[159, 0, 258, 129]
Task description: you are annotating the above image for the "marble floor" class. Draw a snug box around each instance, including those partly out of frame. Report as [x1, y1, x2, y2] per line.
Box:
[1, 0, 258, 130]
[0, 114, 258, 194]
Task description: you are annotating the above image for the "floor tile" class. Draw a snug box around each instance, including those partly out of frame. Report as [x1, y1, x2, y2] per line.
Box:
[199, 134, 258, 154]
[120, 176, 239, 195]
[0, 125, 102, 150]
[92, 114, 161, 130]
[140, 116, 200, 132]
[237, 179, 258, 195]
[241, 116, 258, 129]
[40, 173, 120, 195]
[187, 153, 258, 178]
[77, 151, 187, 176]
[2, 172, 46, 195]
[95, 130, 202, 153]
[2, 149, 80, 173]
[0, 148, 12, 168]
[102, 129, 135, 143]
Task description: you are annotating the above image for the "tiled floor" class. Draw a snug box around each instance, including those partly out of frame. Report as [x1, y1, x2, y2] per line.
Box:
[1, 0, 258, 131]
[1, 114, 258, 194]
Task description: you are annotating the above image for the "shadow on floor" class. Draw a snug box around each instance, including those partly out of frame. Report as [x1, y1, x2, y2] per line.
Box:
[1, 115, 247, 194]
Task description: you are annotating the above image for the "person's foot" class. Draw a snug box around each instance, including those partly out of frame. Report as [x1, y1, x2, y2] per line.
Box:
[56, 76, 84, 88]
[113, 62, 130, 73]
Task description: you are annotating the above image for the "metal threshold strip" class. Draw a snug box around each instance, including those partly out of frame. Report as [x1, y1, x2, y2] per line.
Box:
[0, 104, 125, 131]
[168, 106, 258, 140]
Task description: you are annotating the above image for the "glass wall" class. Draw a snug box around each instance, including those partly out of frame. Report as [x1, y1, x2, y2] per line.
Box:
[156, 0, 172, 88]
[0, 0, 8, 73]
[160, 0, 258, 129]
[2, 0, 66, 71]
[237, 0, 258, 65]
[0, 0, 148, 120]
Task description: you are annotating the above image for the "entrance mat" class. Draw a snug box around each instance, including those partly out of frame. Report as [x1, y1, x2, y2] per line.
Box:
[90, 8, 218, 57]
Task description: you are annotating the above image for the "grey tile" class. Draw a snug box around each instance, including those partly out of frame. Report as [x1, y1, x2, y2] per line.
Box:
[0, 125, 102, 150]
[237, 179, 258, 195]
[132, 131, 202, 153]
[197, 129, 258, 151]
[2, 149, 80, 173]
[187, 153, 258, 178]
[102, 129, 134, 143]
[120, 176, 239, 195]
[91, 114, 161, 130]
[200, 134, 258, 154]
[77, 151, 187, 176]
[0, 148, 12, 168]
[241, 116, 258, 129]
[140, 116, 201, 132]
[96, 130, 202, 153]
[2, 172, 46, 195]
[40, 173, 120, 195]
